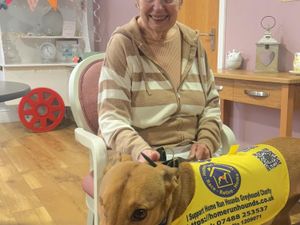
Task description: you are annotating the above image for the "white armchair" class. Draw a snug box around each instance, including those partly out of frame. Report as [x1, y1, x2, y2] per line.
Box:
[69, 53, 106, 225]
[68, 53, 236, 225]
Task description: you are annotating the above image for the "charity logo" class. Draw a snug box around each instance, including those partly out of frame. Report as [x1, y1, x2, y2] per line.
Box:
[200, 163, 241, 197]
[254, 148, 281, 171]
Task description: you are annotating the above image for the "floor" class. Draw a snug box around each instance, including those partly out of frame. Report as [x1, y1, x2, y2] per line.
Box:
[0, 120, 299, 225]
[0, 120, 89, 225]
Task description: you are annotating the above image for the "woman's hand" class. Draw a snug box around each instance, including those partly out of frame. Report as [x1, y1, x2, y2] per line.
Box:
[137, 149, 160, 163]
[189, 143, 212, 160]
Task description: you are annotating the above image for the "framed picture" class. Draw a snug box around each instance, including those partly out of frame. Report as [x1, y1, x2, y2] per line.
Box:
[55, 39, 79, 63]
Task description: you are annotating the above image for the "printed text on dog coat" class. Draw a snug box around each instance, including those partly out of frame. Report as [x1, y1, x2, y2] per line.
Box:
[172, 144, 289, 225]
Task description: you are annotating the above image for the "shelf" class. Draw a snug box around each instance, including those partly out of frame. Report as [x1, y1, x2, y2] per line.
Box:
[0, 0, 89, 107]
[20, 35, 85, 39]
[2, 63, 77, 68]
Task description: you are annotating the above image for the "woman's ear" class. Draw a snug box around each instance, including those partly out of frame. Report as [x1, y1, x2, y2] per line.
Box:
[135, 0, 140, 8]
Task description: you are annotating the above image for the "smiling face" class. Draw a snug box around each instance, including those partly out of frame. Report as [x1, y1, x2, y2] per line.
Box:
[136, 0, 182, 39]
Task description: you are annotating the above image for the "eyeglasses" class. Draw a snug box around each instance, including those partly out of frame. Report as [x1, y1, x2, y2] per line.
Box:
[142, 0, 180, 5]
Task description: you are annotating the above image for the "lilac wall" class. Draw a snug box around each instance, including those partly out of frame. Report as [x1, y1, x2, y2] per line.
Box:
[96, 0, 137, 51]
[225, 0, 300, 146]
[225, 0, 300, 72]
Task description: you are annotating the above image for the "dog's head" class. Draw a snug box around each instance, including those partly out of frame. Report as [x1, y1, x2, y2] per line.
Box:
[99, 161, 180, 225]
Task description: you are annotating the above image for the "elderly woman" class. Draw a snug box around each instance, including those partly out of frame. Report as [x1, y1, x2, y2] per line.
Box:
[98, 0, 222, 162]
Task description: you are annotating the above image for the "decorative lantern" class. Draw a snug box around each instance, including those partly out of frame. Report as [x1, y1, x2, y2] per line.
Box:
[255, 16, 280, 73]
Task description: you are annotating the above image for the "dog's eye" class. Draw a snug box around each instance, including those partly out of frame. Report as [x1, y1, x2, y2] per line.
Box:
[131, 209, 147, 221]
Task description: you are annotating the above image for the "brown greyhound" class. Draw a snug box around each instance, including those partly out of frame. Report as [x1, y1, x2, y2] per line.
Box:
[99, 137, 300, 225]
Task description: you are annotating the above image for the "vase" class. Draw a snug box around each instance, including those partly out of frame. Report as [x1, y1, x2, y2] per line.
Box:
[41, 8, 63, 36]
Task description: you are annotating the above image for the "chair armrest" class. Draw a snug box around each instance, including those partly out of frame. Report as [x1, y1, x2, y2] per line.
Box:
[220, 124, 236, 154]
[75, 127, 107, 224]
[75, 127, 107, 179]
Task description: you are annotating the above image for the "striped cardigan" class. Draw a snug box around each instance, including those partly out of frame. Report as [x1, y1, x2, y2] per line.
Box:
[98, 17, 222, 160]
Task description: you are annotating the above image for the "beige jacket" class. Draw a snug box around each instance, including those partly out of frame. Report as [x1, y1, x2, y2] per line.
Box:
[98, 17, 222, 160]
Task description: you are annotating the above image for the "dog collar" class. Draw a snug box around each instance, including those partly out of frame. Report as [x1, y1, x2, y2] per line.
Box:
[157, 147, 190, 168]
[162, 157, 189, 168]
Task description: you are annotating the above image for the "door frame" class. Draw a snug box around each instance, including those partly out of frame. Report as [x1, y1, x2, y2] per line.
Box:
[217, 0, 226, 70]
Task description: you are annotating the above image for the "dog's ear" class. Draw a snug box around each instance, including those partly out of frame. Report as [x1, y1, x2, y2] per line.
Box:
[160, 165, 179, 195]
[158, 165, 181, 225]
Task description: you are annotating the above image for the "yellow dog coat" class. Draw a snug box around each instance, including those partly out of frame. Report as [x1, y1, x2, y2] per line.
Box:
[172, 144, 289, 225]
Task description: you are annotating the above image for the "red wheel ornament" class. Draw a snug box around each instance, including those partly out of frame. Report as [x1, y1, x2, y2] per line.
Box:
[18, 87, 65, 132]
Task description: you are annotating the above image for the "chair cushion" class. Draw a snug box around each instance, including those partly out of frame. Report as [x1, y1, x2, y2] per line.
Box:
[79, 60, 103, 134]
[82, 171, 94, 198]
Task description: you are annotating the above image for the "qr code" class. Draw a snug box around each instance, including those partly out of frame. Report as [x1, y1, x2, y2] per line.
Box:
[254, 148, 281, 171]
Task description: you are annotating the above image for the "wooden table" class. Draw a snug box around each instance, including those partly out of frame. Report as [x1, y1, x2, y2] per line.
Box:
[214, 70, 300, 137]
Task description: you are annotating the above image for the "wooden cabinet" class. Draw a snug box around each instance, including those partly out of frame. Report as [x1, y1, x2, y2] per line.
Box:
[215, 70, 300, 137]
[233, 80, 282, 108]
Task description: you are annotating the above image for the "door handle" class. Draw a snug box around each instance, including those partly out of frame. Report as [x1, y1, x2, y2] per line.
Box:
[199, 28, 215, 51]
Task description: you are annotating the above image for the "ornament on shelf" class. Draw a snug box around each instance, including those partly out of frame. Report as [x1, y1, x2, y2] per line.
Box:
[40, 42, 57, 63]
[289, 52, 300, 75]
[72, 56, 82, 63]
[225, 49, 243, 70]
[41, 7, 63, 36]
[26, 0, 75, 12]
[0, 0, 12, 10]
[47, 0, 58, 10]
[27, 0, 39, 12]
[255, 16, 280, 73]
[293, 53, 300, 72]
[47, 0, 75, 10]
[2, 33, 21, 63]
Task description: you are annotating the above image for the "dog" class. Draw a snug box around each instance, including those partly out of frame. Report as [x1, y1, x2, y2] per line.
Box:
[99, 137, 300, 225]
